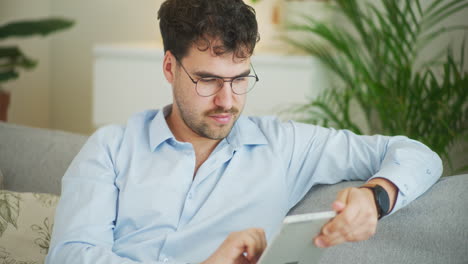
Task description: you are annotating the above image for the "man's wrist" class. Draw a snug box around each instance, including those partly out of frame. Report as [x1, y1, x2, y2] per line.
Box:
[359, 186, 380, 218]
[365, 178, 398, 212]
[360, 184, 390, 219]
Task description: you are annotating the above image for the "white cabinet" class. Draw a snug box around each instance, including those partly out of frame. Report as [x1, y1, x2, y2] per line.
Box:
[93, 43, 327, 127]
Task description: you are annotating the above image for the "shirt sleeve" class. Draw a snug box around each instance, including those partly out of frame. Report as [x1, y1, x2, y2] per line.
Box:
[45, 125, 186, 264]
[284, 121, 443, 213]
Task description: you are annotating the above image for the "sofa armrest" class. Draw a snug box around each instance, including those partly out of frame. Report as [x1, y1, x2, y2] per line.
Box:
[289, 174, 468, 264]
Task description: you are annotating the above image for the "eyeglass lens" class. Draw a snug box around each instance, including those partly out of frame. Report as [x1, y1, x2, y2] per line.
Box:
[196, 76, 257, 96]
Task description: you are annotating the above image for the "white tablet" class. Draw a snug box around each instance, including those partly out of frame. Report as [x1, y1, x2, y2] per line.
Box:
[258, 211, 336, 264]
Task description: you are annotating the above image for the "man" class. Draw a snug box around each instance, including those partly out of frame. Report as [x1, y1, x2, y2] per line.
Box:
[46, 0, 442, 263]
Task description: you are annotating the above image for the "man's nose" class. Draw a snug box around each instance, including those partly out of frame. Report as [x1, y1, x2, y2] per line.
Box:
[213, 81, 233, 110]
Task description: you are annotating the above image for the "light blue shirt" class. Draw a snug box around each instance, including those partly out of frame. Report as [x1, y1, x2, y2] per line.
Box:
[46, 106, 442, 264]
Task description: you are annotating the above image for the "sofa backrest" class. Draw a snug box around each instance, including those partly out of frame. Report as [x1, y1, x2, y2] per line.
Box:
[0, 122, 88, 195]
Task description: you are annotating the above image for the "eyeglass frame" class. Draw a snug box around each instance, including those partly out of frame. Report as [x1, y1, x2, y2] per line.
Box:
[173, 55, 260, 97]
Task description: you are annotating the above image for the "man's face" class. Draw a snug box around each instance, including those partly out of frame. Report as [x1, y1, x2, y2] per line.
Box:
[169, 46, 250, 140]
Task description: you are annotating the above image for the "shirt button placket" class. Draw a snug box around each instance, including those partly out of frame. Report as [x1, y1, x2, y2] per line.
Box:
[178, 189, 196, 229]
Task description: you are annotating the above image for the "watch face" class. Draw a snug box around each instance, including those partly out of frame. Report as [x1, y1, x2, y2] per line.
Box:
[375, 185, 390, 215]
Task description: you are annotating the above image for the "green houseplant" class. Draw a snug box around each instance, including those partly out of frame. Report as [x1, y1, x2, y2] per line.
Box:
[285, 0, 468, 175]
[0, 18, 74, 121]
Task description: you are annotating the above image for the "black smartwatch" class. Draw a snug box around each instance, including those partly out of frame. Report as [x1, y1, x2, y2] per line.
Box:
[360, 184, 391, 220]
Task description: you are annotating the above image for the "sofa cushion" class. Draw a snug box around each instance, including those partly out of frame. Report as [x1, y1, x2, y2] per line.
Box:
[0, 190, 59, 263]
[0, 122, 88, 195]
[0, 168, 3, 189]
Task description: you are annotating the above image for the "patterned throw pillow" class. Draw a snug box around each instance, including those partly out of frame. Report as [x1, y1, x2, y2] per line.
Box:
[0, 190, 59, 264]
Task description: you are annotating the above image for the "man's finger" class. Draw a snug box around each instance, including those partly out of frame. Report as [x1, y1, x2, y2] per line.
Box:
[257, 229, 267, 254]
[316, 215, 364, 248]
[333, 189, 349, 212]
[315, 187, 381, 248]
[322, 189, 354, 236]
[243, 229, 267, 261]
[252, 228, 267, 257]
[316, 193, 363, 247]
[324, 202, 360, 235]
[332, 200, 346, 212]
[326, 219, 376, 247]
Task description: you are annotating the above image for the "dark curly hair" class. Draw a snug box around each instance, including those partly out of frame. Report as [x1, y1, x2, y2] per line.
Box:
[157, 0, 260, 59]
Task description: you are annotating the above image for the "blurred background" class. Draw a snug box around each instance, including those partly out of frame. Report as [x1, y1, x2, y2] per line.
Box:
[2, 0, 317, 134]
[1, 0, 467, 173]
[2, 0, 161, 133]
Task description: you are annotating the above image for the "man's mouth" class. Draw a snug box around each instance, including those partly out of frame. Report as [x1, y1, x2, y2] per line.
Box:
[206, 107, 239, 125]
[209, 114, 232, 125]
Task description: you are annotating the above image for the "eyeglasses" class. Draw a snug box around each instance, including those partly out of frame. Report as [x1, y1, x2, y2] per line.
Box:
[174, 56, 259, 97]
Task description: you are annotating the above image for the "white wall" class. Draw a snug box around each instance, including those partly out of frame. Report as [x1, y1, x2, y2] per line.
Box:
[0, 0, 52, 129]
[2, 0, 468, 137]
[49, 0, 161, 134]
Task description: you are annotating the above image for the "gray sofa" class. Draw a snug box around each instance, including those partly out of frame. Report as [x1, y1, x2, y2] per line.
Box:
[0, 121, 467, 264]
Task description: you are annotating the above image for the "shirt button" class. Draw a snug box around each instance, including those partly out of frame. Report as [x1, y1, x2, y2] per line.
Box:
[163, 258, 169, 263]
[188, 193, 193, 199]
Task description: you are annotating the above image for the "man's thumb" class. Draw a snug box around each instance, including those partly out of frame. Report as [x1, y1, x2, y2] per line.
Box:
[332, 189, 348, 212]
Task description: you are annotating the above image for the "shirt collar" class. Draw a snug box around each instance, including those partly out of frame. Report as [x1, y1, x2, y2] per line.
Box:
[149, 105, 174, 151]
[225, 115, 269, 150]
[149, 105, 269, 152]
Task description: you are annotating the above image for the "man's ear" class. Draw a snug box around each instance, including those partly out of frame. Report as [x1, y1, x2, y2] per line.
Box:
[163, 50, 176, 84]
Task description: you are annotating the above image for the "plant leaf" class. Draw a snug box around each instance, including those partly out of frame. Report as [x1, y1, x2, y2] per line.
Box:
[0, 18, 74, 40]
[0, 70, 19, 82]
[282, 0, 468, 174]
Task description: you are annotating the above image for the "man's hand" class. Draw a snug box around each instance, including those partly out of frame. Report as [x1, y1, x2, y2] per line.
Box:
[313, 187, 378, 248]
[314, 178, 398, 248]
[202, 228, 267, 264]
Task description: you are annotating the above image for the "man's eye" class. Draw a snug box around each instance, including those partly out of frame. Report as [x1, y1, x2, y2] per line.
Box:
[233, 77, 248, 83]
[200, 78, 218, 83]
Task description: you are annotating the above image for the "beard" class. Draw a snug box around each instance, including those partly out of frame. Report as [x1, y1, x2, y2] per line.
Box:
[176, 100, 241, 140]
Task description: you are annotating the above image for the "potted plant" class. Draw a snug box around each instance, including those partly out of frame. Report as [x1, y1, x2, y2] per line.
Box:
[285, 0, 468, 175]
[0, 18, 74, 121]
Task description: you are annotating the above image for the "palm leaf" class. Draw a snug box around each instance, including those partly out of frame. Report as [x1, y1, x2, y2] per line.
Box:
[284, 0, 468, 175]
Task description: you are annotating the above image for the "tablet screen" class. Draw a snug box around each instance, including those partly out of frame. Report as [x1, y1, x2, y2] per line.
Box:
[258, 211, 336, 264]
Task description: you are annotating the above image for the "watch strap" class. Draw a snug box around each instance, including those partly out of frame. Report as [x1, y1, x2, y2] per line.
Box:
[360, 184, 389, 220]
